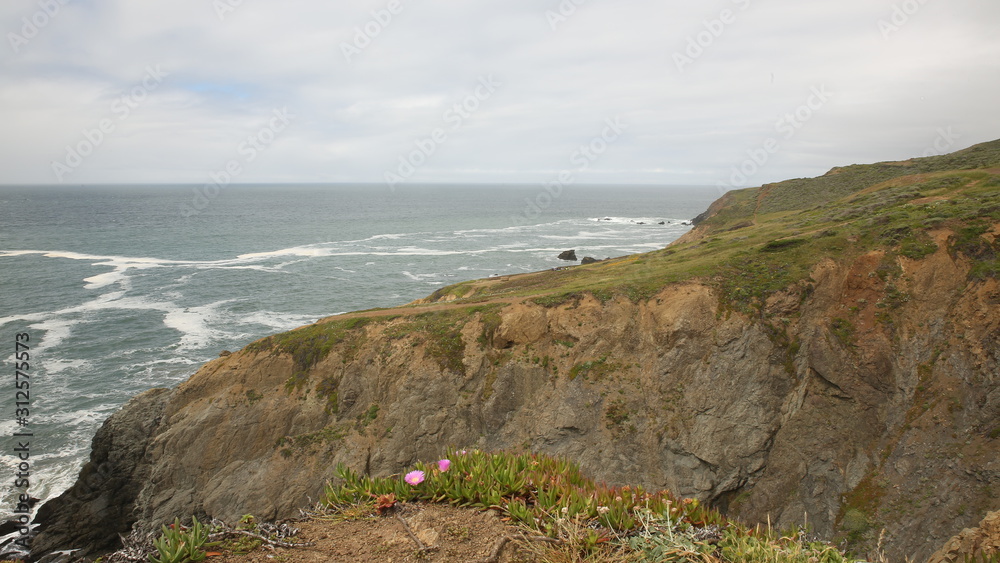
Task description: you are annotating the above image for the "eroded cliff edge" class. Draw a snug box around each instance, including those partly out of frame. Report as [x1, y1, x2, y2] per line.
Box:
[32, 141, 1000, 561]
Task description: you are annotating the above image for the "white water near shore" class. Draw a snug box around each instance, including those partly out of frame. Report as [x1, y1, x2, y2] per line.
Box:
[0, 184, 718, 516]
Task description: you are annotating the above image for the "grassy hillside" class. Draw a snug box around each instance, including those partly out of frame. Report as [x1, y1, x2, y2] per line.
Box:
[106, 140, 1000, 563]
[412, 138, 1000, 316]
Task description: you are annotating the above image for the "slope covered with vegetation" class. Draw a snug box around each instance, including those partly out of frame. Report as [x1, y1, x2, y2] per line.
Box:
[31, 139, 1000, 563]
[415, 139, 1000, 313]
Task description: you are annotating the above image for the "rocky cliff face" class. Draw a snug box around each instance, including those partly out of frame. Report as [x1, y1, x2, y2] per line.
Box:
[30, 388, 171, 558]
[926, 510, 1000, 562]
[31, 143, 1000, 562]
[33, 244, 998, 561]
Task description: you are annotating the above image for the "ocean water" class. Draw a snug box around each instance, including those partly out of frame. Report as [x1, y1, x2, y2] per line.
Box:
[0, 183, 717, 516]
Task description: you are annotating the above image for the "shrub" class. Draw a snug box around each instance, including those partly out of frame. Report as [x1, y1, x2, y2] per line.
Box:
[761, 238, 807, 252]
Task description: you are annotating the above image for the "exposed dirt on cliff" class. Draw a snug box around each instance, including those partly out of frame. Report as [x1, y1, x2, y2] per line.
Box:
[219, 504, 532, 563]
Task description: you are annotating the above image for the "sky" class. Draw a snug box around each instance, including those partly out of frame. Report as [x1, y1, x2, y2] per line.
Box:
[1, 0, 998, 190]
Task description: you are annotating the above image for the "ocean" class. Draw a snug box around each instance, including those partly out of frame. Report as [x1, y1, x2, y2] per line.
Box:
[0, 183, 718, 517]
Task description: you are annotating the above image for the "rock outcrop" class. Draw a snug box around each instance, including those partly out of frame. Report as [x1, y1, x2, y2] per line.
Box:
[31, 389, 171, 558]
[32, 248, 999, 561]
[557, 250, 577, 261]
[927, 510, 1000, 563]
[30, 141, 1000, 562]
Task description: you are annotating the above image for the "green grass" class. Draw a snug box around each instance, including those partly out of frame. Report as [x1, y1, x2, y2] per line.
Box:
[386, 309, 471, 375]
[275, 423, 348, 456]
[405, 146, 998, 314]
[569, 356, 621, 381]
[357, 403, 379, 428]
[837, 472, 887, 550]
[761, 238, 808, 252]
[246, 317, 370, 374]
[830, 318, 856, 348]
[477, 309, 503, 347]
[316, 376, 339, 414]
[604, 398, 631, 429]
[323, 449, 859, 562]
[381, 305, 505, 374]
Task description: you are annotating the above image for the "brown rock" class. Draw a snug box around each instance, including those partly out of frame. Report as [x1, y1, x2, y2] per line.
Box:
[927, 510, 1000, 563]
[31, 245, 1000, 563]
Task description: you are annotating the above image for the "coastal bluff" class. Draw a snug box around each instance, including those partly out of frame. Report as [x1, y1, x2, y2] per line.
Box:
[31, 141, 1000, 562]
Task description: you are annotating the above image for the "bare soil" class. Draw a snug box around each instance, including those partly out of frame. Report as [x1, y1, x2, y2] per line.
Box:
[219, 504, 537, 563]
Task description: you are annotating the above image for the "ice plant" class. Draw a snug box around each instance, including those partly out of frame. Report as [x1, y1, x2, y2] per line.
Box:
[323, 451, 852, 561]
[375, 493, 396, 515]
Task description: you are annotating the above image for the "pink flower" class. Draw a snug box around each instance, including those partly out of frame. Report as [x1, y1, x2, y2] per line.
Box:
[438, 459, 451, 472]
[404, 470, 425, 485]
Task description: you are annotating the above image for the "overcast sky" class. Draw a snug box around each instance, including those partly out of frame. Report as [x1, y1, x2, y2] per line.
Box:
[1, 0, 998, 189]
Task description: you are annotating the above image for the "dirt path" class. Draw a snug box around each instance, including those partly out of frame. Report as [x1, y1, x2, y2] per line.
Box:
[751, 183, 773, 224]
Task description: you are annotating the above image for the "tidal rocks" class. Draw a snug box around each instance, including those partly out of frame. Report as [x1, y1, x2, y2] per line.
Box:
[30, 388, 172, 561]
[557, 250, 577, 261]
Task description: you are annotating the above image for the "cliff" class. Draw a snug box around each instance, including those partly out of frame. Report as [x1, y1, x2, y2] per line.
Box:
[926, 510, 1000, 562]
[31, 140, 1000, 562]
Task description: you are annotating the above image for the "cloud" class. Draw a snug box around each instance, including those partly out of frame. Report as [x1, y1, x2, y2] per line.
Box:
[0, 0, 998, 186]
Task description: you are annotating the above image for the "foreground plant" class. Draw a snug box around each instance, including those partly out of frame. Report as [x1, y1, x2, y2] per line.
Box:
[111, 515, 307, 563]
[148, 516, 216, 563]
[324, 449, 859, 562]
